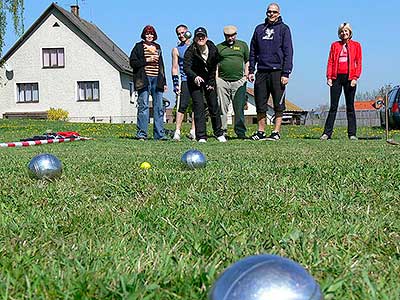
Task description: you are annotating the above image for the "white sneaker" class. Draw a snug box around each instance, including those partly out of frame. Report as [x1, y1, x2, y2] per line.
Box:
[217, 135, 227, 143]
[198, 138, 207, 143]
[173, 130, 181, 141]
[188, 129, 196, 140]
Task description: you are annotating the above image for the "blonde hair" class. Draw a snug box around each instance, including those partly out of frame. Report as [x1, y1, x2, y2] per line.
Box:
[338, 22, 353, 39]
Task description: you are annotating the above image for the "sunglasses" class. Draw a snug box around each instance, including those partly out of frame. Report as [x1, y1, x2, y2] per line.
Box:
[267, 10, 279, 14]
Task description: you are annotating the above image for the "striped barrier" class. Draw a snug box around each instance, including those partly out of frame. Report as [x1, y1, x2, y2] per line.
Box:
[0, 137, 92, 148]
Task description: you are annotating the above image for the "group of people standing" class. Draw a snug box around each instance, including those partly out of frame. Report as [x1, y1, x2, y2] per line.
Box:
[129, 2, 362, 142]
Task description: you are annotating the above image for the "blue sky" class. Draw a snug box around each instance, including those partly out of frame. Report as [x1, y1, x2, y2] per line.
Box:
[3, 0, 400, 109]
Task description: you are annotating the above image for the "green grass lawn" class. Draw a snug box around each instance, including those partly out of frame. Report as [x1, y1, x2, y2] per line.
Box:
[0, 119, 399, 299]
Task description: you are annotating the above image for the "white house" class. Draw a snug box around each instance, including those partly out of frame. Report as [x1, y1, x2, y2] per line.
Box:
[0, 3, 137, 123]
[223, 87, 306, 126]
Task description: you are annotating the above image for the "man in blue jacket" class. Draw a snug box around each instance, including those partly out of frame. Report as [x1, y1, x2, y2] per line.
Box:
[248, 3, 293, 141]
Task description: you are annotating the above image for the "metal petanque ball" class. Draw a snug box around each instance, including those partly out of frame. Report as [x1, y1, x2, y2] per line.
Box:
[181, 149, 206, 169]
[184, 31, 192, 39]
[28, 153, 63, 180]
[209, 254, 323, 300]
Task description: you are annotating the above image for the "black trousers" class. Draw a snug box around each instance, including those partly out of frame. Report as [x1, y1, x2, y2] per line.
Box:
[176, 81, 191, 113]
[323, 74, 357, 137]
[254, 70, 285, 117]
[189, 83, 223, 140]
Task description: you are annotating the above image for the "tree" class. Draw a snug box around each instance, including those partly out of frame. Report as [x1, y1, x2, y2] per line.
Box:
[356, 83, 393, 101]
[0, 0, 24, 57]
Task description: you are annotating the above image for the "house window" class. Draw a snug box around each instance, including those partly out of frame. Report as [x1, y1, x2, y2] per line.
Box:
[78, 81, 100, 101]
[17, 83, 39, 103]
[43, 48, 64, 68]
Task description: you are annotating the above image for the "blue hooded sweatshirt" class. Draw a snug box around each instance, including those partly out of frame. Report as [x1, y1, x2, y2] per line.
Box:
[249, 16, 293, 77]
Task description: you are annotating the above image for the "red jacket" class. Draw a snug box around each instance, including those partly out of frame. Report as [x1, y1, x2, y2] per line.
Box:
[326, 40, 362, 80]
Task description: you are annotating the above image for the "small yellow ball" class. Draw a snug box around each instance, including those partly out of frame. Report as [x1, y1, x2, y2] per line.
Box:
[140, 162, 151, 170]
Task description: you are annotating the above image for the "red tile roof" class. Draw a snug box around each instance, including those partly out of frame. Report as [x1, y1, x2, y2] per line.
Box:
[354, 101, 376, 111]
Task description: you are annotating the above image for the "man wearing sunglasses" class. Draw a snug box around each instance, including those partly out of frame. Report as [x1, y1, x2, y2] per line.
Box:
[248, 3, 293, 141]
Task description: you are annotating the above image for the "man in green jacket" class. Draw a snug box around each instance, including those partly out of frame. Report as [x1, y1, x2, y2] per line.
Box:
[217, 25, 249, 139]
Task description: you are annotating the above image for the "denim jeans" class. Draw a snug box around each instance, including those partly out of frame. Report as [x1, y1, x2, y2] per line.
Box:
[136, 76, 165, 140]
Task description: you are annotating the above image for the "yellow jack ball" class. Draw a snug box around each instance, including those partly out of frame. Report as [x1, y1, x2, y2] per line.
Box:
[140, 162, 151, 170]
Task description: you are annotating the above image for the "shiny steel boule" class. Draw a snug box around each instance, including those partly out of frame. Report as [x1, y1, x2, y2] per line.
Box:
[181, 149, 206, 169]
[28, 153, 63, 180]
[184, 31, 192, 39]
[209, 254, 323, 300]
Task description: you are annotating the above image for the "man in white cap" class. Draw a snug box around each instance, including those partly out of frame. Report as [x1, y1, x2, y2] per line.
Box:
[216, 25, 249, 139]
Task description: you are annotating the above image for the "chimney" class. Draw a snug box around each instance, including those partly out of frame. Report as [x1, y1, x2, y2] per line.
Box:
[71, 5, 79, 17]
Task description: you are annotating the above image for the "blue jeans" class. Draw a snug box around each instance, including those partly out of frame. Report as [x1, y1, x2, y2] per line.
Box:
[136, 76, 165, 140]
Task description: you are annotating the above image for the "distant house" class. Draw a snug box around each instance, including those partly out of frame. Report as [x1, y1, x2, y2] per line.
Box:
[242, 87, 307, 125]
[307, 100, 381, 126]
[0, 3, 137, 123]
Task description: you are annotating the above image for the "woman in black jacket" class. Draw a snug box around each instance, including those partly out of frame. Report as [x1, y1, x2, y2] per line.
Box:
[183, 27, 225, 143]
[130, 25, 167, 140]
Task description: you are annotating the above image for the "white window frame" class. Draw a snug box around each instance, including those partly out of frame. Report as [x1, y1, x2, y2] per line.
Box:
[42, 48, 65, 68]
[77, 81, 100, 101]
[16, 82, 39, 103]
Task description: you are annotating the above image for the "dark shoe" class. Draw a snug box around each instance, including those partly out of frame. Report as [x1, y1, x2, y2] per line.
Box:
[266, 131, 280, 141]
[135, 136, 147, 141]
[251, 131, 267, 141]
[157, 136, 169, 141]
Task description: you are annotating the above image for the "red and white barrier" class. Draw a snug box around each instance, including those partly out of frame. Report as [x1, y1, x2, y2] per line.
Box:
[0, 137, 92, 148]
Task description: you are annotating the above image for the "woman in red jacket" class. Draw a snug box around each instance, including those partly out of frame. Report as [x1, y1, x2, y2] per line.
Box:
[321, 23, 362, 140]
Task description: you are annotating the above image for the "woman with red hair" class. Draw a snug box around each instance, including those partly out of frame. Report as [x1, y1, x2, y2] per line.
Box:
[321, 22, 362, 140]
[130, 25, 168, 140]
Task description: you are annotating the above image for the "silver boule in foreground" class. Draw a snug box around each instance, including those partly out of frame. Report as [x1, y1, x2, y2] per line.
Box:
[181, 149, 206, 169]
[209, 254, 323, 300]
[28, 153, 63, 180]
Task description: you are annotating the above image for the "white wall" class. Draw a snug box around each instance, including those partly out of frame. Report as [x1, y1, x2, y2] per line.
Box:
[0, 12, 137, 123]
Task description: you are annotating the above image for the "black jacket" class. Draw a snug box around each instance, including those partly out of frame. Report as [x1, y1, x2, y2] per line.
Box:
[129, 41, 166, 91]
[183, 40, 219, 88]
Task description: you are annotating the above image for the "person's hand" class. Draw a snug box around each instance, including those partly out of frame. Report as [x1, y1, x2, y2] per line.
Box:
[350, 79, 357, 87]
[146, 55, 158, 63]
[327, 79, 333, 87]
[206, 85, 214, 91]
[281, 76, 289, 85]
[194, 76, 204, 87]
[164, 85, 168, 93]
[248, 74, 255, 83]
[174, 86, 180, 95]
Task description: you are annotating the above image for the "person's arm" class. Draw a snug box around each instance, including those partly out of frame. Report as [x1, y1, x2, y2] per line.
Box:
[350, 42, 362, 87]
[354, 42, 362, 79]
[129, 43, 145, 70]
[158, 46, 167, 91]
[281, 25, 293, 80]
[183, 46, 198, 82]
[326, 43, 335, 86]
[243, 41, 250, 78]
[171, 47, 180, 94]
[244, 61, 249, 78]
[248, 29, 258, 82]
